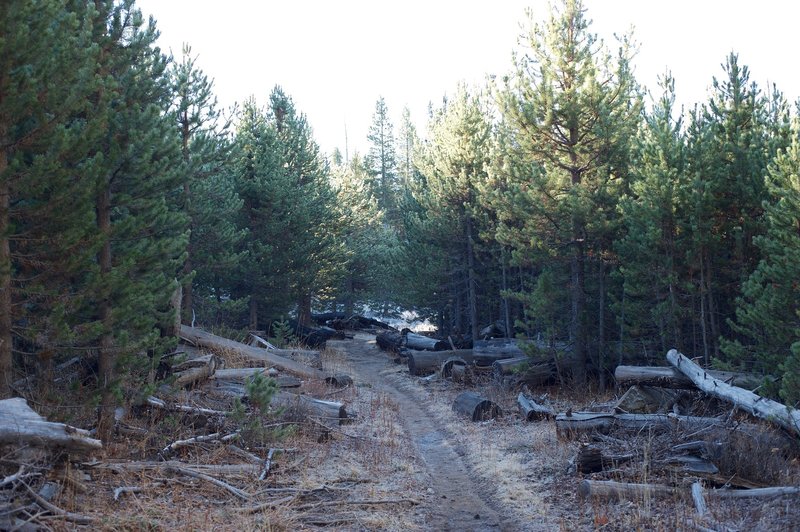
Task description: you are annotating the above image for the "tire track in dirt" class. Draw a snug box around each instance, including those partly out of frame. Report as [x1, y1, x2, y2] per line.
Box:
[328, 336, 514, 532]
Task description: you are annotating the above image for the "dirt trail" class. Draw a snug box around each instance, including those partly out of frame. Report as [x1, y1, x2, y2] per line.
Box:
[328, 335, 515, 532]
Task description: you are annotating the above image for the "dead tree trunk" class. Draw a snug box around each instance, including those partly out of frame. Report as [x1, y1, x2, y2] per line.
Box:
[667, 349, 800, 437]
[0, 398, 102, 453]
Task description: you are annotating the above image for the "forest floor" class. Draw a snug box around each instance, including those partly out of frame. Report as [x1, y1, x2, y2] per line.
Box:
[8, 332, 800, 531]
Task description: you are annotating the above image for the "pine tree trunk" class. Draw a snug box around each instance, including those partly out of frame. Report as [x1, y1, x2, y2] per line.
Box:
[96, 187, 114, 442]
[249, 297, 258, 331]
[571, 228, 588, 385]
[298, 294, 312, 327]
[597, 261, 606, 392]
[501, 248, 511, 339]
[0, 147, 12, 398]
[466, 215, 479, 343]
[344, 276, 354, 316]
[181, 119, 193, 324]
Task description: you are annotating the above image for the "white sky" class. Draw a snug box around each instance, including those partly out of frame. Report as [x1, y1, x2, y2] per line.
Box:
[135, 0, 800, 157]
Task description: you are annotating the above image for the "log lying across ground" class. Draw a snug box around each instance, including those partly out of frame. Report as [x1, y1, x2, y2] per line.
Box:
[404, 331, 448, 351]
[517, 393, 555, 421]
[273, 392, 348, 425]
[579, 479, 800, 502]
[667, 349, 800, 437]
[0, 398, 102, 453]
[406, 349, 516, 376]
[376, 330, 404, 352]
[453, 392, 502, 421]
[615, 365, 761, 390]
[180, 325, 350, 386]
[555, 411, 725, 436]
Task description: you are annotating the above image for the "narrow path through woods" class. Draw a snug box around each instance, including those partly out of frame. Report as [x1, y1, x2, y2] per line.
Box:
[328, 335, 516, 532]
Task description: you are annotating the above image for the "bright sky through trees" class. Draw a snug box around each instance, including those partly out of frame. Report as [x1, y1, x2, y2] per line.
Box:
[136, 0, 800, 156]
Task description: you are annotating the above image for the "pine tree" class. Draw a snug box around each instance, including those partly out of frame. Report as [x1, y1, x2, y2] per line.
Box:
[722, 121, 800, 403]
[0, 0, 101, 396]
[615, 73, 688, 359]
[89, 0, 188, 440]
[415, 85, 493, 341]
[494, 0, 641, 382]
[366, 97, 398, 219]
[170, 43, 233, 323]
[684, 54, 773, 362]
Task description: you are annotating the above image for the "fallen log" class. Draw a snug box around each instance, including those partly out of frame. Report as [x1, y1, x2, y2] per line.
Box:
[407, 349, 472, 376]
[579, 479, 800, 502]
[555, 411, 725, 436]
[614, 385, 690, 414]
[272, 392, 348, 426]
[493, 357, 556, 388]
[0, 398, 102, 454]
[667, 349, 800, 437]
[407, 349, 516, 376]
[403, 331, 448, 351]
[578, 480, 683, 501]
[376, 330, 404, 352]
[517, 392, 555, 421]
[575, 444, 635, 473]
[474, 338, 526, 358]
[173, 354, 221, 388]
[615, 365, 762, 390]
[452, 391, 502, 421]
[180, 325, 349, 386]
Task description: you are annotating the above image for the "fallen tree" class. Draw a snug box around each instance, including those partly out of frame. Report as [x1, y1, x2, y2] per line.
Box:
[667, 349, 800, 437]
[517, 393, 555, 421]
[180, 325, 349, 386]
[403, 331, 448, 352]
[615, 365, 761, 390]
[0, 398, 102, 453]
[555, 411, 725, 436]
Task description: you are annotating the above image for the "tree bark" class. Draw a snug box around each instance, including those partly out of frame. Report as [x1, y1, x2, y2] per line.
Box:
[667, 349, 800, 436]
[297, 293, 312, 327]
[555, 411, 724, 436]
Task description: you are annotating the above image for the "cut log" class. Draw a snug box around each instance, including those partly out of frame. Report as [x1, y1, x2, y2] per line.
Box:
[407, 349, 516, 376]
[180, 326, 349, 385]
[614, 385, 689, 414]
[273, 392, 347, 426]
[667, 349, 800, 437]
[579, 479, 800, 503]
[575, 444, 635, 473]
[375, 330, 404, 353]
[615, 365, 762, 390]
[452, 391, 502, 421]
[474, 338, 526, 358]
[403, 331, 448, 351]
[517, 392, 555, 421]
[578, 480, 683, 501]
[0, 398, 101, 453]
[555, 411, 724, 437]
[440, 356, 469, 380]
[173, 354, 221, 388]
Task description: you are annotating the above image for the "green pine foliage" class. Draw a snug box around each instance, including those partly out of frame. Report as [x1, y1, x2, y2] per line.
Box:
[723, 122, 800, 403]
